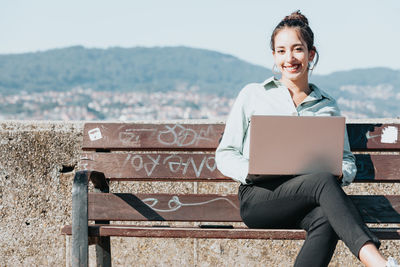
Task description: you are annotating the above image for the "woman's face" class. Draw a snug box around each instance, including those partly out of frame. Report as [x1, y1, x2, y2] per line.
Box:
[272, 27, 315, 83]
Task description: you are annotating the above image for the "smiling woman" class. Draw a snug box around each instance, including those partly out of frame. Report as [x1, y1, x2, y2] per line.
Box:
[215, 10, 400, 267]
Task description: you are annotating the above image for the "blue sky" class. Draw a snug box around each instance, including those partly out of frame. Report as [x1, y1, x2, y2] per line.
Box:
[1, 0, 399, 74]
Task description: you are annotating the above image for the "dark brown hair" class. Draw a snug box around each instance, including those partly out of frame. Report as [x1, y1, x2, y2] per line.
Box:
[270, 10, 319, 69]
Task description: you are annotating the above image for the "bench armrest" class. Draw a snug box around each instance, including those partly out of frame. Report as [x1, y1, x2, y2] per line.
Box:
[72, 170, 89, 267]
[71, 170, 109, 267]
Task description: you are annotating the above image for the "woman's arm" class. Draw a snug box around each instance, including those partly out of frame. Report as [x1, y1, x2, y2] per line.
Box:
[215, 87, 250, 184]
[330, 101, 357, 186]
[341, 126, 357, 186]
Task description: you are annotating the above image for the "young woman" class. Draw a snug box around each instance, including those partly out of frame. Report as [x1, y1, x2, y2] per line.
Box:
[215, 10, 399, 267]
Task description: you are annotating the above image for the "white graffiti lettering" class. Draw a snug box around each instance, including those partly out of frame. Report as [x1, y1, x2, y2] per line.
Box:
[143, 155, 161, 176]
[163, 155, 183, 173]
[131, 155, 143, 172]
[121, 153, 216, 177]
[157, 124, 214, 147]
[142, 195, 239, 212]
[206, 156, 217, 172]
[119, 131, 140, 145]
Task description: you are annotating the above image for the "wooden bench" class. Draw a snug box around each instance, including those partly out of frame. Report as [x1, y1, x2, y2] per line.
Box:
[61, 121, 400, 266]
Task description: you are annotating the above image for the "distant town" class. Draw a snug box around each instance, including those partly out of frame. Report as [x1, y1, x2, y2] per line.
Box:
[0, 84, 399, 120]
[0, 87, 234, 121]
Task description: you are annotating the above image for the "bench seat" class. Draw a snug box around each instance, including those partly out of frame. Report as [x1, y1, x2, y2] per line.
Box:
[62, 225, 400, 240]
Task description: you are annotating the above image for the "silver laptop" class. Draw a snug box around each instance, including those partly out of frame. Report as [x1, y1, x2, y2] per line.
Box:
[248, 115, 345, 179]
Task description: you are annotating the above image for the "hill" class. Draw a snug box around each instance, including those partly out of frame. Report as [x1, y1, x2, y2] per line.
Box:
[0, 46, 271, 97]
[311, 67, 400, 98]
[311, 68, 400, 118]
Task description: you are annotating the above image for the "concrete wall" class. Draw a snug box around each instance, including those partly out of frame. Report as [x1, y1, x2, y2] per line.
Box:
[1, 120, 399, 267]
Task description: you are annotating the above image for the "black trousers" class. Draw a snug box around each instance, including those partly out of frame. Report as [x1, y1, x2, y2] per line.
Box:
[239, 172, 380, 267]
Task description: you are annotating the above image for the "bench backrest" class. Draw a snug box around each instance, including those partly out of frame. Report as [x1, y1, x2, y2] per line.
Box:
[80, 122, 400, 182]
[80, 122, 400, 224]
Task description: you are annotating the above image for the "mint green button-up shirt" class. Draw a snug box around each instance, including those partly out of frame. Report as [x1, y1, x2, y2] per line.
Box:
[215, 76, 357, 186]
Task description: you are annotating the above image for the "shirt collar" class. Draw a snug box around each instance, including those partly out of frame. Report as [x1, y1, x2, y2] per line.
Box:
[262, 76, 332, 101]
[306, 83, 332, 102]
[262, 77, 281, 90]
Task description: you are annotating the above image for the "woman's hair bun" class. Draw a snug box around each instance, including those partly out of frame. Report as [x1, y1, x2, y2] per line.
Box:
[283, 10, 309, 26]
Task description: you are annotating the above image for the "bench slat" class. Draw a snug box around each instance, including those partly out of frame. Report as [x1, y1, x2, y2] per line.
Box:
[83, 123, 224, 150]
[354, 154, 400, 182]
[61, 225, 400, 240]
[80, 152, 226, 181]
[88, 193, 400, 223]
[80, 152, 400, 182]
[347, 124, 400, 151]
[89, 193, 241, 222]
[82, 123, 400, 151]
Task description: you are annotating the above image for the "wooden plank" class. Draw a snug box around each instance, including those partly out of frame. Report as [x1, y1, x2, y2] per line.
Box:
[354, 154, 400, 182]
[99, 226, 306, 239]
[351, 195, 400, 223]
[371, 228, 400, 240]
[62, 225, 100, 236]
[88, 193, 240, 222]
[82, 123, 400, 150]
[79, 152, 400, 182]
[61, 226, 305, 239]
[83, 123, 225, 150]
[80, 152, 227, 181]
[82, 123, 400, 151]
[87, 193, 400, 224]
[347, 124, 400, 150]
[61, 225, 400, 240]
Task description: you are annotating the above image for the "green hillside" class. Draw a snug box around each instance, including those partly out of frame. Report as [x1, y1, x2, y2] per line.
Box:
[311, 67, 400, 98]
[1, 46, 399, 98]
[0, 46, 271, 97]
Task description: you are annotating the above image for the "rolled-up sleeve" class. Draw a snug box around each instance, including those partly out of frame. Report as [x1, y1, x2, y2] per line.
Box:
[341, 127, 357, 186]
[215, 87, 250, 184]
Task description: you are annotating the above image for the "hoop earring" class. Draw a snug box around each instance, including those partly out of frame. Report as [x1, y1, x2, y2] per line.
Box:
[308, 49, 319, 71]
[272, 64, 281, 75]
[308, 61, 315, 71]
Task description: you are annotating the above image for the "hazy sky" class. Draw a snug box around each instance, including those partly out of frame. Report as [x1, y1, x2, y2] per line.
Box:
[1, 0, 399, 74]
